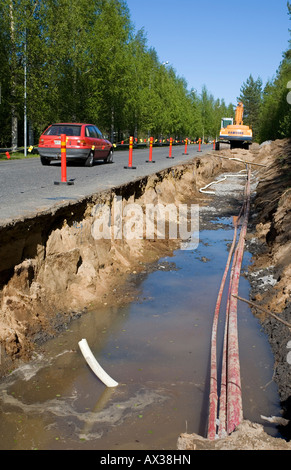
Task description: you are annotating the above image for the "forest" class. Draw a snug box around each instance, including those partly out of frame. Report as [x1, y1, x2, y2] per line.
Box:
[0, 0, 290, 150]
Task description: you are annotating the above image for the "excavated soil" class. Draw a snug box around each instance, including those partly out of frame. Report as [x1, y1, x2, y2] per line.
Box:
[0, 152, 244, 373]
[247, 139, 291, 443]
[178, 138, 291, 450]
[0, 139, 291, 450]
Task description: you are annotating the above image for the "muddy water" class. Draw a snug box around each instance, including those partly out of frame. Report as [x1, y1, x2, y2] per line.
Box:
[0, 215, 281, 450]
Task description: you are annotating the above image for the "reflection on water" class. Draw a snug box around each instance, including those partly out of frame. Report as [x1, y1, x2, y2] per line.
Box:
[0, 218, 281, 450]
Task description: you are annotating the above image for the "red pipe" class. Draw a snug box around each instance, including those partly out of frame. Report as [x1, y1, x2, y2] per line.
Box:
[226, 167, 251, 434]
[218, 208, 245, 438]
[217, 241, 238, 437]
[207, 166, 252, 440]
[208, 211, 242, 440]
[207, 225, 238, 439]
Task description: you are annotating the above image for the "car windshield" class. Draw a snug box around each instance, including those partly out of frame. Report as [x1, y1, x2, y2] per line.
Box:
[44, 125, 82, 137]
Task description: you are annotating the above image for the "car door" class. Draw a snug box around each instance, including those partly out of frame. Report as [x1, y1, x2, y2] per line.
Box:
[94, 126, 109, 159]
[85, 125, 101, 158]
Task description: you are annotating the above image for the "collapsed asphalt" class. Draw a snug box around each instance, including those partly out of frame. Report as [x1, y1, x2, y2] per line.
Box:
[0, 144, 210, 226]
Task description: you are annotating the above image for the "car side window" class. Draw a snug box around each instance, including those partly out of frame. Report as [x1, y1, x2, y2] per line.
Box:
[89, 126, 98, 138]
[94, 126, 103, 139]
[85, 126, 96, 138]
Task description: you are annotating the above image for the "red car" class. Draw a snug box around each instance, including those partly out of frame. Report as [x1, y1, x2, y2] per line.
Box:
[38, 123, 113, 167]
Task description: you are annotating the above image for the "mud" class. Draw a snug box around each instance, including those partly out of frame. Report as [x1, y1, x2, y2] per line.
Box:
[0, 139, 291, 450]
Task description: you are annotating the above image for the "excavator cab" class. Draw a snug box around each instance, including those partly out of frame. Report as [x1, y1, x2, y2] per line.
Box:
[221, 118, 233, 129]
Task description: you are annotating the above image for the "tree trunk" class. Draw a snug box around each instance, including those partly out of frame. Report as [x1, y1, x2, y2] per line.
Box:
[11, 114, 18, 151]
[10, 0, 18, 151]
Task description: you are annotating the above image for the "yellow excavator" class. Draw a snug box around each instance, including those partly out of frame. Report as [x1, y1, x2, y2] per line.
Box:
[216, 102, 252, 150]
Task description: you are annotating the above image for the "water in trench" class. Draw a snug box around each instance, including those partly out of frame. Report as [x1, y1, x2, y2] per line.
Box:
[0, 212, 281, 450]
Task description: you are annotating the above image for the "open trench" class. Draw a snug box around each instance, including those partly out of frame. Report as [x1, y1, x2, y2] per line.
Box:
[0, 143, 290, 450]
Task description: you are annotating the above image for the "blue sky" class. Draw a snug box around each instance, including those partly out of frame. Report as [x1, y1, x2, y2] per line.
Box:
[125, 0, 290, 105]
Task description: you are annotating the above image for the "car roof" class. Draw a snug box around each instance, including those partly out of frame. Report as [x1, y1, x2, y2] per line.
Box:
[50, 123, 89, 126]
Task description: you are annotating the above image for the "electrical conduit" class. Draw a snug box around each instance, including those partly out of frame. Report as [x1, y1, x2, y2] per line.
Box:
[207, 165, 252, 439]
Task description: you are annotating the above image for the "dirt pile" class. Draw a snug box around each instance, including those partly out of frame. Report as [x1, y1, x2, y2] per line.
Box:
[178, 420, 291, 450]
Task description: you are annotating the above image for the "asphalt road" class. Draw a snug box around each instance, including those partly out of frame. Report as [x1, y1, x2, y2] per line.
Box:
[0, 144, 211, 226]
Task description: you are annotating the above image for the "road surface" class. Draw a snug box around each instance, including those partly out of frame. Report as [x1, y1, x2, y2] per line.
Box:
[0, 144, 210, 226]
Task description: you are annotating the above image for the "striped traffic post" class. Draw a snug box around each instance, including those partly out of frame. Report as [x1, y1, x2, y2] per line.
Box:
[124, 136, 136, 169]
[167, 137, 174, 159]
[197, 138, 202, 152]
[146, 137, 155, 163]
[183, 138, 189, 155]
[54, 134, 74, 185]
[61, 134, 67, 182]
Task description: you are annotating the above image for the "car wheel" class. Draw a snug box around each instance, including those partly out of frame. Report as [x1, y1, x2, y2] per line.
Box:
[104, 149, 113, 164]
[40, 156, 50, 166]
[85, 152, 94, 167]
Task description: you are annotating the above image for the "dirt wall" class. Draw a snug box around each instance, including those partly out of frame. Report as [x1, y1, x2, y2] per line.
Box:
[247, 139, 291, 441]
[0, 153, 241, 375]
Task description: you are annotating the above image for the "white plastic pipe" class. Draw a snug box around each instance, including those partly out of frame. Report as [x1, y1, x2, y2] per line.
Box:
[78, 338, 118, 388]
[199, 172, 248, 194]
[199, 176, 228, 194]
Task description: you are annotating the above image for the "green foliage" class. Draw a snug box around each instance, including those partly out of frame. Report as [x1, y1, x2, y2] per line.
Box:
[238, 75, 262, 140]
[0, 0, 233, 147]
[257, 2, 291, 143]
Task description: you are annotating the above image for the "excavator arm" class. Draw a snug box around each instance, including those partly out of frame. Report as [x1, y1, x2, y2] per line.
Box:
[235, 102, 244, 126]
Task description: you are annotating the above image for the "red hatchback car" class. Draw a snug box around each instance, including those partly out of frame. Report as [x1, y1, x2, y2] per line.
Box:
[38, 123, 113, 167]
